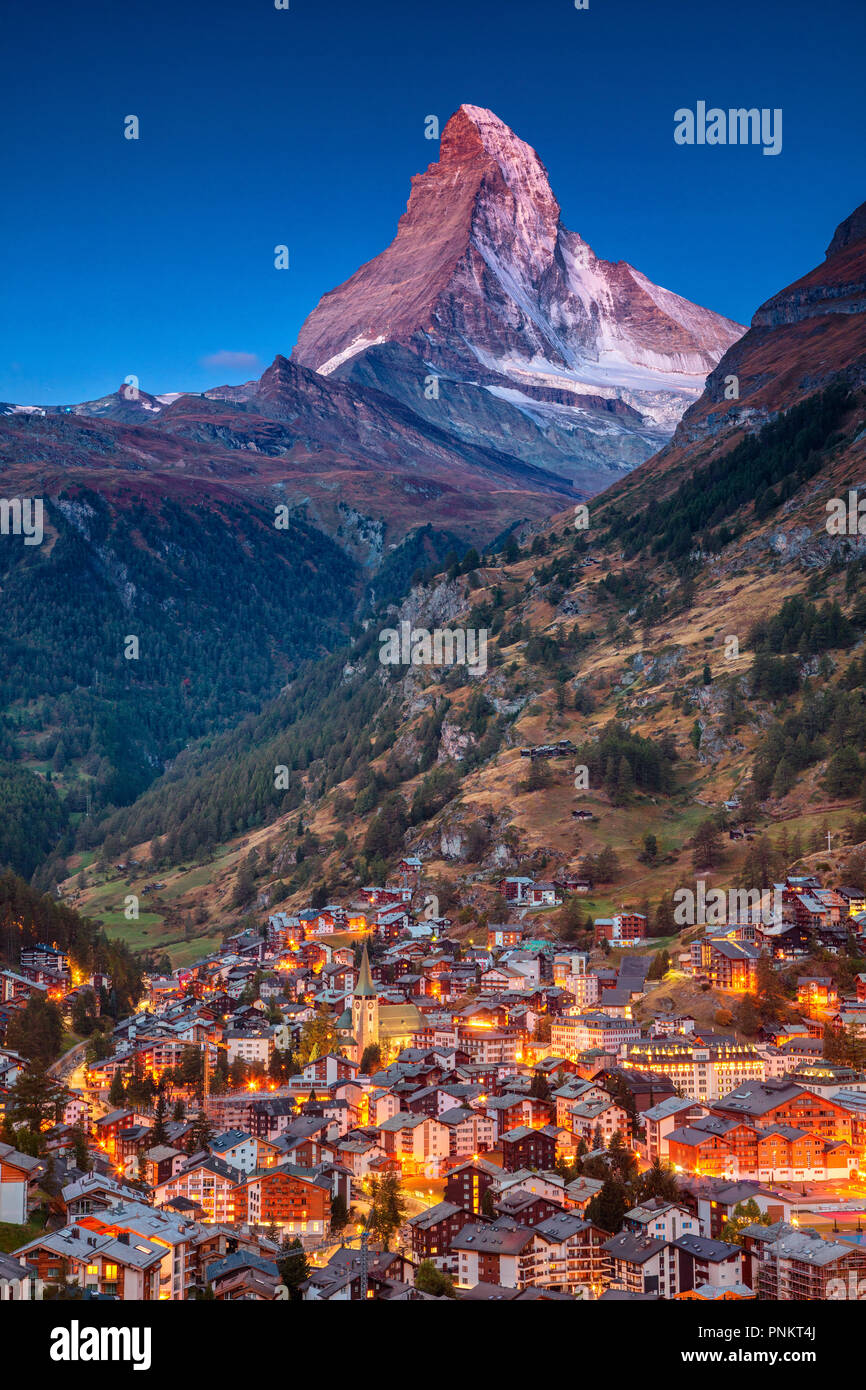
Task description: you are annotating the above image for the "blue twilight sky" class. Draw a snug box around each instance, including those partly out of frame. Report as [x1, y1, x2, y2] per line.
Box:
[0, 0, 863, 405]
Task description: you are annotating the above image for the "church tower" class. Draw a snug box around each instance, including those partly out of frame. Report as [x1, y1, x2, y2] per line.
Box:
[352, 941, 379, 1061]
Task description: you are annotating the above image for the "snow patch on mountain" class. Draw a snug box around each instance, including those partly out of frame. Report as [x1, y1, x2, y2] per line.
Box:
[318, 335, 387, 376]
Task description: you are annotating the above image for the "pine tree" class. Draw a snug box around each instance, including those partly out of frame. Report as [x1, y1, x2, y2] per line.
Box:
[71, 1124, 91, 1172]
[639, 1157, 679, 1202]
[277, 1237, 309, 1301]
[585, 1178, 629, 1235]
[653, 893, 676, 937]
[185, 1107, 213, 1155]
[736, 992, 761, 1037]
[360, 1043, 382, 1074]
[414, 1260, 456, 1297]
[108, 1069, 126, 1107]
[529, 1071, 551, 1100]
[151, 1089, 169, 1147]
[9, 1063, 60, 1139]
[368, 1173, 407, 1251]
[330, 1192, 350, 1233]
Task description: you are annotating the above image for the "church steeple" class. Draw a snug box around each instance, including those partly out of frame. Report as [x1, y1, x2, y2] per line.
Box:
[352, 940, 378, 1060]
[355, 941, 376, 997]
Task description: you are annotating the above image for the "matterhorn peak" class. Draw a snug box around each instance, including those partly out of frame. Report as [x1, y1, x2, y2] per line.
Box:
[292, 106, 744, 489]
[439, 104, 533, 169]
[439, 104, 561, 238]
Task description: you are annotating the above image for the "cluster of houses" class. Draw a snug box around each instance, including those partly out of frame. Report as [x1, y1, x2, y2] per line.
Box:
[0, 941, 109, 1030]
[7, 1032, 866, 1300]
[683, 873, 866, 1036]
[409, 1175, 866, 1300]
[4, 856, 866, 1300]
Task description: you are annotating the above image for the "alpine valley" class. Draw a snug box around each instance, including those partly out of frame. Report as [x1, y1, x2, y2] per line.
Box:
[0, 109, 864, 1001]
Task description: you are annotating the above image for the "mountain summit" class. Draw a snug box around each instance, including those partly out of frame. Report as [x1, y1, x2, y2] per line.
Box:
[292, 104, 745, 491]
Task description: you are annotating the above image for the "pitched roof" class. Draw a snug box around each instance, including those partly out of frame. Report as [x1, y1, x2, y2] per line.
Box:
[407, 1201, 467, 1230]
[451, 1221, 535, 1255]
[672, 1233, 741, 1262]
[603, 1232, 666, 1264]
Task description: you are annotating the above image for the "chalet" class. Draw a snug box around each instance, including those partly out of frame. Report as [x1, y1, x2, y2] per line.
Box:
[207, 1250, 281, 1300]
[796, 976, 839, 1017]
[671, 1233, 743, 1294]
[154, 1155, 243, 1224]
[224, 930, 267, 962]
[500, 1125, 558, 1172]
[61, 1172, 141, 1220]
[452, 1219, 536, 1289]
[17, 1226, 164, 1300]
[302, 1248, 412, 1301]
[603, 1231, 670, 1296]
[444, 1158, 501, 1216]
[364, 886, 412, 908]
[208, 1131, 260, 1173]
[117, 1124, 155, 1168]
[247, 1098, 297, 1139]
[374, 906, 410, 940]
[554, 873, 591, 893]
[0, 970, 48, 1004]
[623, 1198, 700, 1243]
[302, 1053, 359, 1087]
[532, 1212, 610, 1294]
[571, 1083, 633, 1134]
[692, 936, 760, 991]
[437, 1106, 497, 1156]
[710, 1080, 854, 1144]
[0, 1252, 37, 1300]
[480, 964, 530, 995]
[520, 740, 577, 760]
[0, 1142, 43, 1223]
[494, 1189, 564, 1227]
[782, 888, 831, 933]
[408, 1200, 472, 1273]
[487, 924, 524, 950]
[599, 1066, 677, 1114]
[745, 1222, 866, 1300]
[233, 1164, 331, 1236]
[593, 912, 647, 947]
[756, 920, 812, 959]
[499, 877, 534, 904]
[838, 886, 866, 917]
[529, 882, 562, 907]
[484, 1094, 550, 1138]
[20, 943, 70, 978]
[335, 1135, 385, 1177]
[376, 1113, 450, 1173]
[667, 1112, 854, 1183]
[267, 912, 301, 951]
[554, 1079, 605, 1128]
[270, 1116, 339, 1167]
[142, 1145, 186, 1187]
[642, 1096, 708, 1163]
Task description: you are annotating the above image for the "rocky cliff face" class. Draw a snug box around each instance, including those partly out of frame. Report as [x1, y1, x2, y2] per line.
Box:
[292, 104, 744, 490]
[667, 198, 866, 450]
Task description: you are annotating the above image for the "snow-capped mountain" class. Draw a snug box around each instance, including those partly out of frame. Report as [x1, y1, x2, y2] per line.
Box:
[292, 104, 745, 491]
